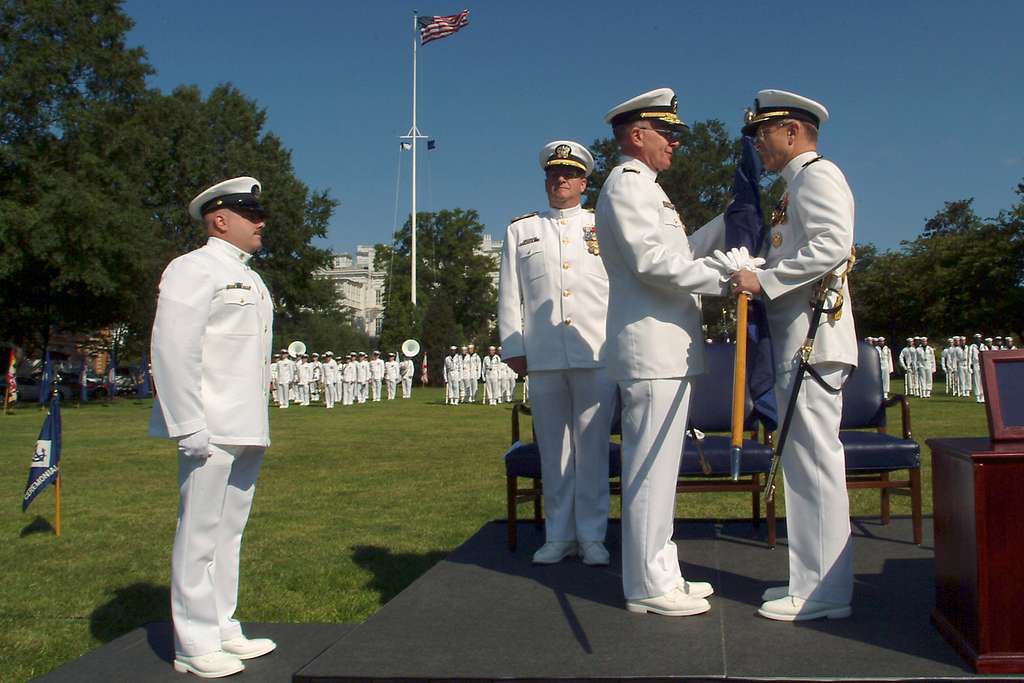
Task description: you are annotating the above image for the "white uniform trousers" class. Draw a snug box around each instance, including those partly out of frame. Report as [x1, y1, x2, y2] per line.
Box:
[324, 381, 336, 408]
[775, 362, 853, 605]
[401, 377, 412, 398]
[342, 382, 354, 405]
[447, 377, 460, 404]
[971, 363, 984, 402]
[172, 444, 263, 656]
[462, 376, 475, 403]
[530, 369, 617, 544]
[485, 372, 499, 405]
[619, 378, 692, 600]
[916, 365, 930, 398]
[371, 378, 383, 401]
[275, 382, 289, 408]
[386, 379, 398, 400]
[881, 369, 890, 397]
[359, 382, 368, 403]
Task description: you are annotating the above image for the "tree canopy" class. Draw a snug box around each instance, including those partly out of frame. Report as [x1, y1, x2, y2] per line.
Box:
[0, 0, 348, 359]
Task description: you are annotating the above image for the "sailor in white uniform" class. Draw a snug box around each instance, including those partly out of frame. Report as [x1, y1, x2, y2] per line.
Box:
[483, 346, 501, 404]
[356, 352, 370, 403]
[444, 346, 462, 405]
[968, 334, 985, 402]
[877, 337, 893, 399]
[384, 352, 400, 400]
[399, 355, 414, 398]
[150, 176, 276, 677]
[954, 337, 969, 397]
[597, 88, 729, 617]
[731, 90, 858, 621]
[341, 353, 357, 405]
[465, 344, 482, 403]
[498, 139, 618, 566]
[369, 351, 384, 402]
[899, 339, 917, 397]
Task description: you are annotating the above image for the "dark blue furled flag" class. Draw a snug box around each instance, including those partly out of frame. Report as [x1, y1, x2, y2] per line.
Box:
[38, 350, 53, 405]
[137, 352, 151, 398]
[724, 136, 778, 431]
[23, 396, 62, 511]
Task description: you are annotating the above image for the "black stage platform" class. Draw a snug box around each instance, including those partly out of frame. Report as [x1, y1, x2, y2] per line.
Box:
[37, 518, 1024, 682]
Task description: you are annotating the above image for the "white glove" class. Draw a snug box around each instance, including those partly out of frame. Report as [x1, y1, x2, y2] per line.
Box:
[711, 246, 766, 282]
[177, 428, 211, 459]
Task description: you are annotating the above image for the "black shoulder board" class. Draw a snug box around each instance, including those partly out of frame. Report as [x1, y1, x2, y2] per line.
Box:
[802, 155, 824, 168]
[510, 211, 538, 223]
[622, 167, 641, 174]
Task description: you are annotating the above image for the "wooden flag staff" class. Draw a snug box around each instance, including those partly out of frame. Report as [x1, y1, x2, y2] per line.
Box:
[730, 292, 751, 481]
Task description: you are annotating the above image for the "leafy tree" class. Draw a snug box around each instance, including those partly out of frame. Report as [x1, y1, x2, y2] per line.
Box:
[419, 290, 461, 387]
[273, 308, 369, 358]
[376, 209, 497, 373]
[0, 0, 160, 350]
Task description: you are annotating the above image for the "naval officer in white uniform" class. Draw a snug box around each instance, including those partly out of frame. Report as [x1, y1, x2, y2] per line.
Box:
[498, 140, 618, 566]
[596, 89, 731, 617]
[150, 177, 277, 677]
[731, 90, 858, 621]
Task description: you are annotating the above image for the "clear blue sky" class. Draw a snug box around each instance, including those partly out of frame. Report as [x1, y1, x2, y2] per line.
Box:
[124, 0, 1024, 255]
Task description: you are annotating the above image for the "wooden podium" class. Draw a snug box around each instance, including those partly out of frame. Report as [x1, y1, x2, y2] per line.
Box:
[929, 437, 1024, 674]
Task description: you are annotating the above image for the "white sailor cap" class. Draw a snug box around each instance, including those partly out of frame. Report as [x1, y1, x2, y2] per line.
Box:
[879, 337, 886, 341]
[450, 346, 457, 351]
[539, 140, 595, 176]
[372, 350, 380, 355]
[324, 351, 332, 356]
[604, 87, 687, 131]
[358, 351, 367, 357]
[906, 337, 914, 342]
[188, 176, 264, 221]
[985, 337, 994, 342]
[742, 89, 829, 136]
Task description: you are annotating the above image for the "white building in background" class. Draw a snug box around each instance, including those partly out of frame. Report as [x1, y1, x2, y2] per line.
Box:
[318, 236, 504, 338]
[318, 245, 386, 338]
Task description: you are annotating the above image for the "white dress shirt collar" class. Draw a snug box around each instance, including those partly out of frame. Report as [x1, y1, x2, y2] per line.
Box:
[621, 155, 659, 181]
[781, 150, 822, 184]
[542, 204, 584, 220]
[207, 236, 254, 265]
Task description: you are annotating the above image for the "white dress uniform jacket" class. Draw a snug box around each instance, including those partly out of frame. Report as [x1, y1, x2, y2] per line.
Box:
[151, 237, 273, 445]
[499, 206, 609, 370]
[596, 157, 726, 381]
[759, 152, 857, 374]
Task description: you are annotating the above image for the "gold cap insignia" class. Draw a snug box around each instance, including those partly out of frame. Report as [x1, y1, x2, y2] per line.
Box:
[555, 144, 571, 159]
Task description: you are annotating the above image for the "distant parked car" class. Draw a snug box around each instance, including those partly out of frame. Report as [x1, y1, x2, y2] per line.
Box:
[2, 373, 106, 402]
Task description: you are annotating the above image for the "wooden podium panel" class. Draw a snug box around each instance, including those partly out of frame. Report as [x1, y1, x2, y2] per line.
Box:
[929, 437, 1024, 674]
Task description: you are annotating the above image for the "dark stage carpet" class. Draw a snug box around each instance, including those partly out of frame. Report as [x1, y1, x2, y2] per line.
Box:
[36, 518, 1024, 682]
[35, 622, 354, 683]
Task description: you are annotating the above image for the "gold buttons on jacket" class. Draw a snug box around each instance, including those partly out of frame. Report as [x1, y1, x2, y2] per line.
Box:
[562, 238, 570, 245]
[562, 262, 570, 270]
[562, 289, 571, 297]
[564, 318, 573, 326]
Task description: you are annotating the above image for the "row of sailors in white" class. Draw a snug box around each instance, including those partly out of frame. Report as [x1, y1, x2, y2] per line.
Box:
[939, 334, 1015, 403]
[270, 350, 414, 407]
[893, 336, 938, 399]
[865, 337, 894, 398]
[443, 345, 523, 404]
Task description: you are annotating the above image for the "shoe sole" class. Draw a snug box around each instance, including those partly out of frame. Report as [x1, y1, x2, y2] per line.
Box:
[173, 660, 245, 678]
[626, 601, 711, 617]
[581, 557, 609, 566]
[532, 553, 576, 565]
[757, 605, 852, 621]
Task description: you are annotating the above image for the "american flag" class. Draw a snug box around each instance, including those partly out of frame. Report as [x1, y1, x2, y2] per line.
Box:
[417, 10, 469, 45]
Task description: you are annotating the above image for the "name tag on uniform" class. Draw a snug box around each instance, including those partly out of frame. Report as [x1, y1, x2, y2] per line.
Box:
[518, 237, 539, 247]
[225, 282, 252, 290]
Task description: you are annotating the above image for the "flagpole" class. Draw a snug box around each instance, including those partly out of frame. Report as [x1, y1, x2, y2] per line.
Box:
[410, 11, 418, 306]
[54, 470, 61, 537]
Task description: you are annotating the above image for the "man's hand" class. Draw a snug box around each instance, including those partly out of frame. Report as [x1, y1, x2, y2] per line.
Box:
[730, 269, 763, 296]
[505, 356, 528, 376]
[178, 429, 211, 459]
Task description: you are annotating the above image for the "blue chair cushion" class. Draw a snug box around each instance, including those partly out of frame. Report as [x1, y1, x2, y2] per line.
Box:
[680, 436, 772, 476]
[840, 431, 920, 472]
[505, 442, 623, 479]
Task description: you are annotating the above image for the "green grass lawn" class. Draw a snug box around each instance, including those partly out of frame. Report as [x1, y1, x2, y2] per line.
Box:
[0, 380, 989, 681]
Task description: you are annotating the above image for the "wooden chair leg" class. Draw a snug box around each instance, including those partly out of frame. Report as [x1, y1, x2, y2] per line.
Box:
[506, 475, 517, 551]
[532, 477, 543, 527]
[910, 467, 923, 545]
[880, 471, 891, 524]
[752, 481, 762, 529]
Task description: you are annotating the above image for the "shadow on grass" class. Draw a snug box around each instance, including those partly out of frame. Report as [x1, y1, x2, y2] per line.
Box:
[20, 515, 55, 537]
[90, 582, 170, 644]
[350, 545, 447, 605]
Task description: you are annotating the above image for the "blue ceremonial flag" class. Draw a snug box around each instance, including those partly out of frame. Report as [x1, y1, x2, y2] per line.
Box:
[724, 136, 778, 431]
[38, 350, 53, 405]
[23, 396, 61, 512]
[426, 139, 436, 150]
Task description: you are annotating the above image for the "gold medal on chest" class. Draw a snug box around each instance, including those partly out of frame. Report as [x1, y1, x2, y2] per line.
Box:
[771, 231, 783, 248]
[770, 193, 789, 227]
[583, 224, 600, 256]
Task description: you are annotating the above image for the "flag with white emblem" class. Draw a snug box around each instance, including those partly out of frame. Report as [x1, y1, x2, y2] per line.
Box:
[23, 396, 61, 512]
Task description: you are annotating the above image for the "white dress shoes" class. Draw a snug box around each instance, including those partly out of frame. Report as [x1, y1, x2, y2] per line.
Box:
[758, 595, 852, 621]
[221, 636, 278, 660]
[580, 541, 610, 566]
[173, 651, 244, 678]
[626, 586, 711, 617]
[761, 585, 788, 601]
[676, 578, 714, 599]
[532, 541, 578, 564]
